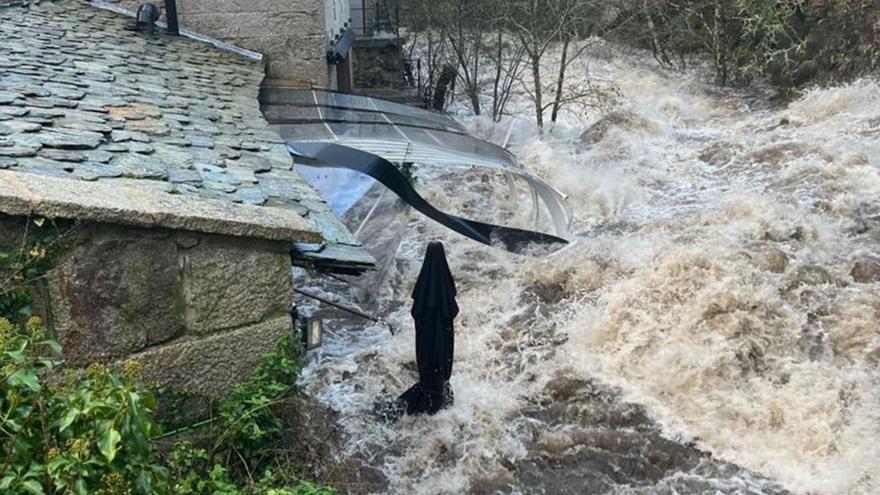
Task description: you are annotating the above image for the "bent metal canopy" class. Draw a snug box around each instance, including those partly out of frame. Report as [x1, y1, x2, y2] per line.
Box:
[263, 89, 572, 256]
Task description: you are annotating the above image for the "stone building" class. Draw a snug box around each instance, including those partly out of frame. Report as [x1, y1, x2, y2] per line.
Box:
[102, 0, 355, 90]
[0, 0, 373, 398]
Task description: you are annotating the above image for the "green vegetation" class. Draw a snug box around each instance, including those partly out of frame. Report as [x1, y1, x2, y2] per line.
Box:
[0, 217, 334, 494]
[156, 328, 332, 495]
[399, 162, 418, 186]
[619, 0, 880, 89]
[0, 218, 72, 322]
[0, 317, 331, 495]
[0, 319, 167, 494]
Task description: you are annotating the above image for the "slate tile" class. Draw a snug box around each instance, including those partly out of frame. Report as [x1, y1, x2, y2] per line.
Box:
[238, 187, 268, 205]
[38, 130, 103, 149]
[85, 149, 114, 163]
[72, 162, 123, 181]
[0, 146, 39, 157]
[238, 151, 273, 172]
[38, 149, 86, 162]
[2, 120, 42, 133]
[130, 142, 155, 154]
[0, 91, 23, 104]
[15, 157, 71, 177]
[114, 153, 168, 179]
[168, 167, 201, 184]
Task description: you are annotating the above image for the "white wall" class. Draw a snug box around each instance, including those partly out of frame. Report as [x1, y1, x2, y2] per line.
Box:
[324, 0, 350, 43]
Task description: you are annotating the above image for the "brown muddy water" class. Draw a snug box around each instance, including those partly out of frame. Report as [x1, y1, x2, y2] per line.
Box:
[295, 51, 880, 494]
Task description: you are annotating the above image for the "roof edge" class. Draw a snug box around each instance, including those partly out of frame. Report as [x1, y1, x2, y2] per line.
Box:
[0, 170, 322, 244]
[81, 0, 264, 62]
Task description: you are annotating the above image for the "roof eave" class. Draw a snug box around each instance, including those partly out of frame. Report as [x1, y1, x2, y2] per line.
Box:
[0, 170, 322, 243]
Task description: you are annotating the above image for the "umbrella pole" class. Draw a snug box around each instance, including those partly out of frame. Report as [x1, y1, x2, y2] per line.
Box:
[293, 288, 395, 334]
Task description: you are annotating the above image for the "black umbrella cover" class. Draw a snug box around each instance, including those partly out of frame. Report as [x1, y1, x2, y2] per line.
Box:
[399, 241, 458, 415]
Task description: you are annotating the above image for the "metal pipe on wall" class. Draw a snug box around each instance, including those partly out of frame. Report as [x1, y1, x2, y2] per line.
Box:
[165, 0, 179, 35]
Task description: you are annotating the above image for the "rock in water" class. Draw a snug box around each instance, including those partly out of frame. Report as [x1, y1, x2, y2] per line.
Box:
[851, 257, 880, 283]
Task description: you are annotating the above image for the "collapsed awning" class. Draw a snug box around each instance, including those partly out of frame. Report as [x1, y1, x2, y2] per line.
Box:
[261, 89, 572, 259]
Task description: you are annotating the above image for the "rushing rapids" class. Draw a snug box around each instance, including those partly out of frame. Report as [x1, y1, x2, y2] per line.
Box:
[296, 48, 880, 494]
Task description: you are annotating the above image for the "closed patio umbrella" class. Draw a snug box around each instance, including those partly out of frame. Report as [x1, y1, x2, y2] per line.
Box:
[398, 241, 458, 415]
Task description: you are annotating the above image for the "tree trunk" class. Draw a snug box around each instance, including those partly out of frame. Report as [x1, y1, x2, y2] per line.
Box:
[469, 31, 482, 116]
[468, 88, 481, 116]
[433, 65, 457, 111]
[713, 0, 729, 85]
[492, 31, 503, 121]
[531, 51, 543, 129]
[644, 0, 671, 67]
[551, 37, 570, 123]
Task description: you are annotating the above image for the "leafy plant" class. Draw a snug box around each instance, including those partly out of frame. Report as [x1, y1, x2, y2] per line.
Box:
[162, 443, 333, 495]
[215, 332, 302, 461]
[398, 162, 418, 186]
[0, 317, 167, 494]
[0, 217, 72, 321]
[162, 442, 241, 494]
[0, 317, 331, 495]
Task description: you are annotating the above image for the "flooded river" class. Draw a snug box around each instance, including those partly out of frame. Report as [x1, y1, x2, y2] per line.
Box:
[296, 49, 880, 494]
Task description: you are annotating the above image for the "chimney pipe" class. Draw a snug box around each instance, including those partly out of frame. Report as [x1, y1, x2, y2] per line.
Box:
[165, 0, 179, 35]
[136, 3, 160, 34]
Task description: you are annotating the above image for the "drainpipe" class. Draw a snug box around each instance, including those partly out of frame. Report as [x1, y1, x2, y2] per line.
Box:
[165, 0, 179, 36]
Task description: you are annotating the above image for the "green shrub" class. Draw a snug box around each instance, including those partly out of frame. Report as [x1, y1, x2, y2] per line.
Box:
[163, 443, 333, 495]
[162, 442, 241, 494]
[0, 317, 332, 495]
[0, 317, 167, 494]
[215, 332, 302, 460]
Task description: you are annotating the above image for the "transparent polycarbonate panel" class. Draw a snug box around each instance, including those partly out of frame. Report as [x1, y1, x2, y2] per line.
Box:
[296, 166, 376, 217]
[269, 89, 573, 239]
[310, 90, 461, 130]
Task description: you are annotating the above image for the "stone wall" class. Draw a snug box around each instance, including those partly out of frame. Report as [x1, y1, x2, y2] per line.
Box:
[353, 37, 404, 89]
[104, 0, 331, 88]
[2, 215, 294, 399]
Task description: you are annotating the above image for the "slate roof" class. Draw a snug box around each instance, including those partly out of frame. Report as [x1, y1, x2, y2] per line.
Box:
[0, 0, 371, 267]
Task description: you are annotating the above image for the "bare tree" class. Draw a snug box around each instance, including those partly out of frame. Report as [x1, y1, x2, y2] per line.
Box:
[403, 0, 620, 123]
[402, 0, 491, 115]
[487, 32, 528, 121]
[502, 0, 608, 128]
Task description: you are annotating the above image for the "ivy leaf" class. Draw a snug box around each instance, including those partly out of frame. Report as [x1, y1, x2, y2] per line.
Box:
[5, 348, 26, 364]
[7, 368, 40, 392]
[20, 480, 44, 495]
[59, 408, 79, 432]
[33, 217, 45, 227]
[98, 428, 121, 462]
[45, 339, 62, 355]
